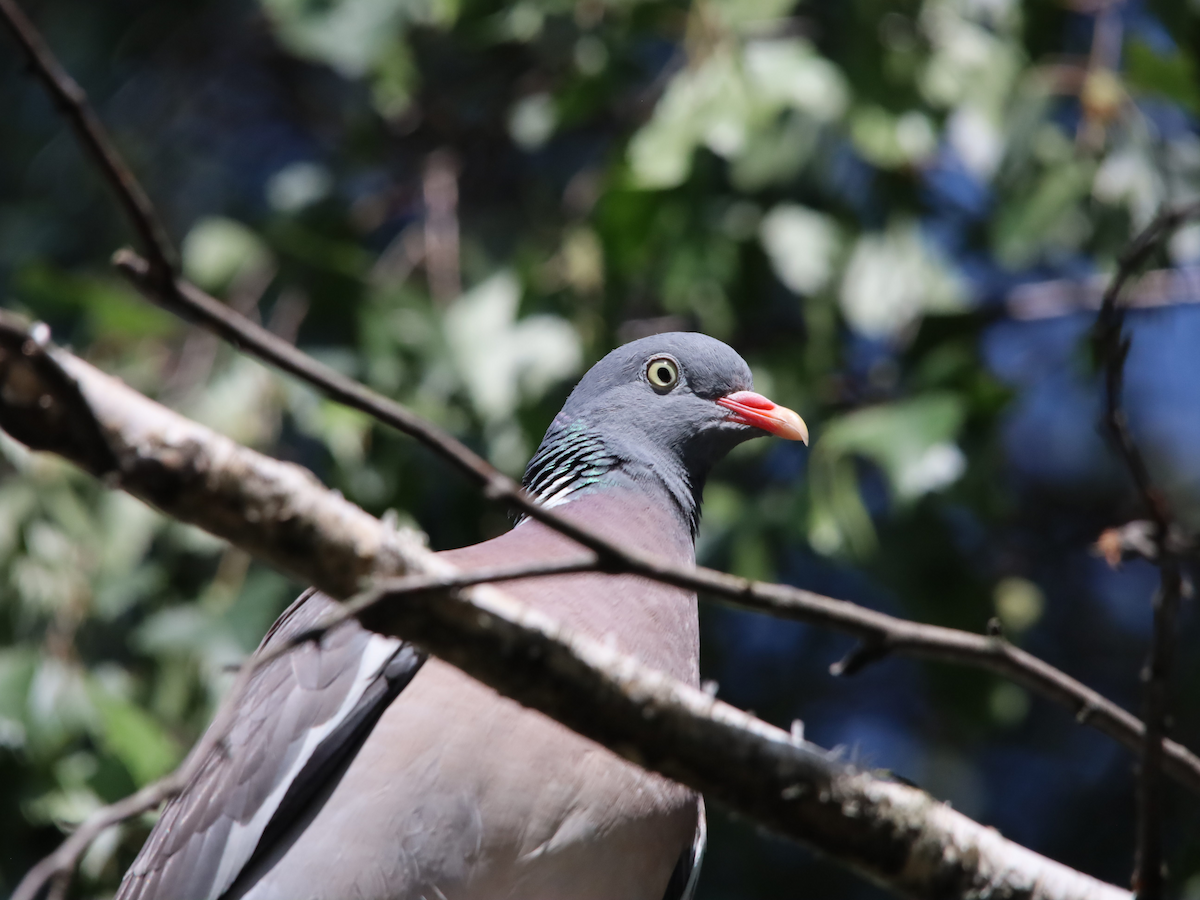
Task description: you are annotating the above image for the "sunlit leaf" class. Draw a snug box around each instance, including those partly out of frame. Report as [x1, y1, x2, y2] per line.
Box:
[839, 220, 966, 340]
[759, 204, 841, 296]
[262, 0, 457, 77]
[182, 217, 273, 292]
[89, 685, 181, 786]
[808, 393, 967, 557]
[444, 271, 581, 427]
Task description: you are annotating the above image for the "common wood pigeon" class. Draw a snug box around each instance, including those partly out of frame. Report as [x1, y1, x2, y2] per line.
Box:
[116, 332, 807, 900]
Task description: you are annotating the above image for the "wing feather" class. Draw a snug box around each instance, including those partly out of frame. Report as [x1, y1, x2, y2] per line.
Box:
[662, 798, 706, 900]
[117, 589, 424, 900]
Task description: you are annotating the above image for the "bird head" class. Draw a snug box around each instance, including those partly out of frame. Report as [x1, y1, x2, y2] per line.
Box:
[524, 332, 807, 532]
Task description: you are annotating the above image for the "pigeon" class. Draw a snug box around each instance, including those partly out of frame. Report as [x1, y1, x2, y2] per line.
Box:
[117, 331, 807, 900]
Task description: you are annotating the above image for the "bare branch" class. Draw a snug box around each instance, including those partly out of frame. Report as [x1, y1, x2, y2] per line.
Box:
[0, 0, 177, 280]
[305, 556, 604, 644]
[3, 308, 1199, 798]
[0, 7, 1190, 894]
[1008, 265, 1200, 321]
[1090, 202, 1200, 900]
[12, 605, 277, 900]
[0, 0, 1179, 799]
[0, 319, 1133, 900]
[368, 573, 1131, 900]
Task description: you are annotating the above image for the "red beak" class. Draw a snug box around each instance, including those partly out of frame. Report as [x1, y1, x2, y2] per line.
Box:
[716, 391, 809, 444]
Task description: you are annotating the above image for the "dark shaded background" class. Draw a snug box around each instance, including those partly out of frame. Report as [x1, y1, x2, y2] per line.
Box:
[3, 0, 1200, 896]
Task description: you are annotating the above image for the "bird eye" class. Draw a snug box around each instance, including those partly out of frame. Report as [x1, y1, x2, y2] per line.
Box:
[646, 356, 680, 392]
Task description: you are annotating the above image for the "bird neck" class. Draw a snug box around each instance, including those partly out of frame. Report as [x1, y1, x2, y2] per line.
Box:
[522, 421, 702, 537]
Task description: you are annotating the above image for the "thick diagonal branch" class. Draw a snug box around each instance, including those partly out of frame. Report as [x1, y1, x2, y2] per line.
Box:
[108, 256, 1200, 796]
[0, 0, 1188, 805]
[0, 4, 1188, 891]
[1, 314, 1130, 900]
[2, 310, 1198, 797]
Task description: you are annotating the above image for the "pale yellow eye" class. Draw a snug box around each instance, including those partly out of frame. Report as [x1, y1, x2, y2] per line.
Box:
[646, 357, 679, 391]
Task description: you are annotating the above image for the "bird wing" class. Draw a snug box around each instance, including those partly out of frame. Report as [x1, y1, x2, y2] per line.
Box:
[116, 589, 425, 900]
[662, 797, 706, 900]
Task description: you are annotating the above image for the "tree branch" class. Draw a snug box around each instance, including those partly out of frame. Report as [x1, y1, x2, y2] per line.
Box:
[1008, 265, 1200, 321]
[2, 308, 1198, 798]
[107, 256, 1200, 795]
[0, 0, 177, 280]
[1091, 202, 1200, 900]
[0, 5, 1190, 894]
[12, 603, 289, 900]
[0, 0, 1188, 802]
[0, 316, 1131, 900]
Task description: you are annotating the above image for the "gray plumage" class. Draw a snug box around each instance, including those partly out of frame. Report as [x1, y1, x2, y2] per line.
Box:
[118, 332, 794, 900]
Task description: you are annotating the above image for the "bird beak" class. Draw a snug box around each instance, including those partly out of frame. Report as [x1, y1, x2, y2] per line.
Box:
[716, 391, 809, 445]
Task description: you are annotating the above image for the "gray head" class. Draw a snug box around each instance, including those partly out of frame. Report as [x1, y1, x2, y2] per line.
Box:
[523, 332, 806, 534]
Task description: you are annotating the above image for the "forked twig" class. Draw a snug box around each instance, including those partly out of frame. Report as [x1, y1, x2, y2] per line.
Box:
[1091, 202, 1200, 900]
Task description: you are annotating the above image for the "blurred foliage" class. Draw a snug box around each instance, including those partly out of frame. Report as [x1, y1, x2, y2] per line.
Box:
[3, 0, 1200, 896]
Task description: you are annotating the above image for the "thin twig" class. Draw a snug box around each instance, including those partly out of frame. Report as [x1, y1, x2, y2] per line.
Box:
[4, 0, 1180, 794]
[0, 312, 1150, 900]
[0, 5, 1191, 894]
[9, 554, 601, 900]
[0, 0, 177, 281]
[422, 149, 461, 303]
[284, 555, 603, 658]
[15, 776, 183, 900]
[341, 565, 1134, 900]
[105, 257, 1200, 798]
[4, 315, 1200, 801]
[1090, 202, 1200, 900]
[11, 640, 265, 900]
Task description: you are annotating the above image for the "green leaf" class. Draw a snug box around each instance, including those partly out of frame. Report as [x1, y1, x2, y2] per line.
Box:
[89, 685, 181, 786]
[628, 38, 846, 190]
[991, 159, 1095, 268]
[819, 393, 966, 496]
[444, 271, 581, 427]
[0, 648, 36, 749]
[182, 217, 273, 291]
[262, 0, 456, 78]
[808, 393, 967, 557]
[1125, 39, 1200, 114]
[759, 203, 841, 295]
[839, 220, 966, 339]
[15, 265, 176, 340]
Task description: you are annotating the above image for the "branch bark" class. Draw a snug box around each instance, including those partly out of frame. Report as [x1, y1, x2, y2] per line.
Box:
[2, 304, 1199, 795]
[0, 4, 1188, 894]
[12, 649, 267, 900]
[0, 0, 1191, 806]
[0, 314, 1132, 900]
[1090, 202, 1200, 900]
[108, 256, 1200, 796]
